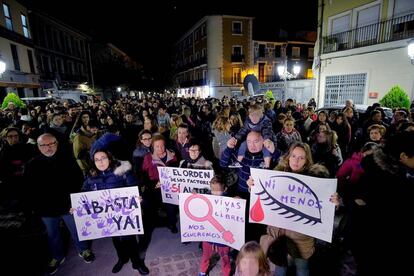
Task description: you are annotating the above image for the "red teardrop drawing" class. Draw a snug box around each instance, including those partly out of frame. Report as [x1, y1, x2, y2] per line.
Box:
[250, 196, 264, 222]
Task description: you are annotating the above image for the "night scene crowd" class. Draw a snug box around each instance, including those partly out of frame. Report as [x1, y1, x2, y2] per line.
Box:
[1, 92, 414, 276]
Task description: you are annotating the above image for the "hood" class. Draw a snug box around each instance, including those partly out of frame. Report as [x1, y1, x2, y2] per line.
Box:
[90, 133, 121, 159]
[114, 160, 132, 176]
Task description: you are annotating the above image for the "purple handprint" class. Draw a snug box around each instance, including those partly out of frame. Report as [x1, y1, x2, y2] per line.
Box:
[121, 206, 134, 216]
[160, 168, 169, 179]
[76, 206, 85, 217]
[96, 219, 106, 229]
[105, 214, 113, 224]
[100, 190, 114, 203]
[85, 220, 92, 227]
[102, 225, 117, 236]
[81, 226, 91, 237]
[91, 212, 100, 220]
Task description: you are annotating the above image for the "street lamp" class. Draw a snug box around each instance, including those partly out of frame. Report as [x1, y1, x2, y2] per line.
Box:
[117, 87, 121, 92]
[408, 38, 414, 65]
[277, 61, 301, 101]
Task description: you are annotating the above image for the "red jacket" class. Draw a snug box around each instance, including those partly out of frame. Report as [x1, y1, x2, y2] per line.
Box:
[336, 152, 365, 187]
[141, 150, 178, 186]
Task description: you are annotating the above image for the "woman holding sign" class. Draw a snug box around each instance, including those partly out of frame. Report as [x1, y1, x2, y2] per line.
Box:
[82, 150, 149, 275]
[141, 133, 179, 233]
[248, 142, 339, 276]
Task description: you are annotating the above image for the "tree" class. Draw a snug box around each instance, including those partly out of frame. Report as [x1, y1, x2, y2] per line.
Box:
[379, 86, 410, 109]
[1, 92, 25, 109]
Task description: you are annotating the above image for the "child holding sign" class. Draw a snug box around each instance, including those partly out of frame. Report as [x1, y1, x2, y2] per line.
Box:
[198, 175, 231, 276]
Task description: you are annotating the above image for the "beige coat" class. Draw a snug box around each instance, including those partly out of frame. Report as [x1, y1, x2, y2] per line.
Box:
[260, 226, 315, 260]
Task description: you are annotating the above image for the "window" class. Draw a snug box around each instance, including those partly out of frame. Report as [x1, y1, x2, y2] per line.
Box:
[356, 4, 380, 43]
[393, 0, 414, 17]
[308, 48, 314, 59]
[56, 59, 64, 73]
[3, 3, 12, 30]
[194, 29, 200, 40]
[41, 56, 51, 73]
[232, 68, 242, 84]
[27, 50, 35, 73]
[201, 48, 207, 57]
[258, 44, 265, 58]
[201, 24, 206, 37]
[232, 21, 242, 34]
[330, 14, 351, 47]
[10, 44, 20, 71]
[232, 46, 242, 56]
[274, 45, 281, 57]
[292, 47, 300, 59]
[324, 73, 367, 106]
[21, 14, 30, 38]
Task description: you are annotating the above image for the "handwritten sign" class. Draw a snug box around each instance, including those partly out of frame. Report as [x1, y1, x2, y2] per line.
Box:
[158, 167, 213, 205]
[70, 186, 144, 241]
[179, 193, 246, 250]
[249, 169, 337, 242]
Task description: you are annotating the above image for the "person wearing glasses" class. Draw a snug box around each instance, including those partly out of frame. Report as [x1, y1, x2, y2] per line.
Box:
[179, 139, 213, 170]
[24, 133, 95, 274]
[133, 129, 152, 177]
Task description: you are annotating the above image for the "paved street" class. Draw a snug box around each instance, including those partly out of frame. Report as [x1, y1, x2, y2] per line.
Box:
[50, 223, 357, 276]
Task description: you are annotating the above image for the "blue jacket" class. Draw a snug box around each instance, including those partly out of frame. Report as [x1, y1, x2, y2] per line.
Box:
[82, 161, 137, 191]
[220, 146, 281, 193]
[235, 115, 275, 142]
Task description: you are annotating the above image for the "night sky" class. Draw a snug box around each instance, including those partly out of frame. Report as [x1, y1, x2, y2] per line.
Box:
[22, 0, 317, 83]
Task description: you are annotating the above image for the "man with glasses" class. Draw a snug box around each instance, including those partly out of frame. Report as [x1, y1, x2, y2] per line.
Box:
[25, 133, 95, 274]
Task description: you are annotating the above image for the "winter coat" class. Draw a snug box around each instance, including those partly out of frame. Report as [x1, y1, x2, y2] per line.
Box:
[82, 161, 136, 191]
[179, 156, 213, 170]
[73, 128, 98, 173]
[212, 130, 232, 159]
[141, 150, 178, 187]
[24, 149, 84, 217]
[275, 129, 302, 153]
[235, 115, 275, 142]
[220, 146, 282, 193]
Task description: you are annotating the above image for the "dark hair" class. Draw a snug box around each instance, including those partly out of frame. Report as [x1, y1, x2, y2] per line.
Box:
[210, 174, 225, 189]
[89, 150, 118, 176]
[361, 142, 379, 153]
[385, 131, 414, 158]
[137, 129, 152, 147]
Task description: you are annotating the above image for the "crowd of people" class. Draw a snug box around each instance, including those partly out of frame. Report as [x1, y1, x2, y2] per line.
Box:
[1, 93, 413, 276]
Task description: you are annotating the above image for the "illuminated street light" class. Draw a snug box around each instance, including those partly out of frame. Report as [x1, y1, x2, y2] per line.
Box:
[0, 57, 6, 76]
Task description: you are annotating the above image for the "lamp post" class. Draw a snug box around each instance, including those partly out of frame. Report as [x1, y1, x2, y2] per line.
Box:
[277, 60, 301, 102]
[408, 38, 414, 65]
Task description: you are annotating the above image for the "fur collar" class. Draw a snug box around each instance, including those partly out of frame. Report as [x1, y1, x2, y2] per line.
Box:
[114, 160, 132, 176]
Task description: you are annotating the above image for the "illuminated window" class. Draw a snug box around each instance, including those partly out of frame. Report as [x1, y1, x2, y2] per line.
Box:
[21, 14, 30, 38]
[3, 3, 13, 30]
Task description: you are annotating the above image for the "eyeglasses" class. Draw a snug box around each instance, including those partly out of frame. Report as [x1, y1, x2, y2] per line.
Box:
[141, 137, 152, 141]
[94, 156, 108, 163]
[38, 141, 57, 148]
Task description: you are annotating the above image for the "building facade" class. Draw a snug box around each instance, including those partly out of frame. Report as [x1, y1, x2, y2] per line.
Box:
[174, 15, 254, 98]
[29, 10, 92, 91]
[0, 0, 39, 102]
[314, 0, 414, 107]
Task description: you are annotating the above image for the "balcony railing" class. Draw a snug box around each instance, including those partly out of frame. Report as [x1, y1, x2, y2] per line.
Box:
[323, 12, 414, 54]
[231, 54, 245, 62]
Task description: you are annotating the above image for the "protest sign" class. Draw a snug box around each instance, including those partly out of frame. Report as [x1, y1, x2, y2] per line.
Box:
[249, 169, 337, 242]
[179, 193, 246, 250]
[158, 167, 213, 205]
[70, 186, 143, 241]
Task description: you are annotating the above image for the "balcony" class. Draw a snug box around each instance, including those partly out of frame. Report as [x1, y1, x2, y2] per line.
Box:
[323, 12, 414, 54]
[231, 54, 245, 63]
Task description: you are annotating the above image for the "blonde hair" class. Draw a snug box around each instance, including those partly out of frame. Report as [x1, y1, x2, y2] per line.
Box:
[276, 142, 314, 173]
[248, 104, 263, 114]
[213, 116, 230, 132]
[236, 241, 270, 276]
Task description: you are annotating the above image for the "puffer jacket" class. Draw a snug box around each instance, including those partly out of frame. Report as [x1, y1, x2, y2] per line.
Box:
[82, 161, 137, 191]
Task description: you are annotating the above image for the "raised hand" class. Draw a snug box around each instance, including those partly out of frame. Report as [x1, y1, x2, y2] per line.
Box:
[81, 226, 91, 237]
